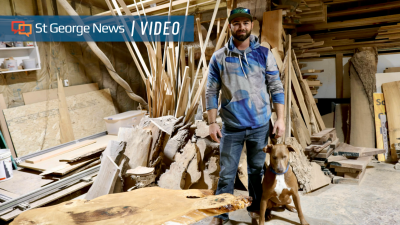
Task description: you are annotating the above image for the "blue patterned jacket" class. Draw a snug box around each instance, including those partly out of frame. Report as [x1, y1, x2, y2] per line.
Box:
[205, 35, 285, 129]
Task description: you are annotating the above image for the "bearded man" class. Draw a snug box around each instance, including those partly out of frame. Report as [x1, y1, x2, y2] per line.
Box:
[205, 7, 286, 225]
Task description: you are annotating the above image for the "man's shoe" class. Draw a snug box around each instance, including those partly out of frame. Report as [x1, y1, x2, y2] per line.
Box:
[248, 211, 260, 219]
[209, 217, 228, 225]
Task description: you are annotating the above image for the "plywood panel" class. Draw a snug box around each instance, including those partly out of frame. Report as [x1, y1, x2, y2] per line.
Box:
[382, 81, 400, 161]
[22, 83, 99, 105]
[4, 89, 116, 157]
[0, 94, 15, 158]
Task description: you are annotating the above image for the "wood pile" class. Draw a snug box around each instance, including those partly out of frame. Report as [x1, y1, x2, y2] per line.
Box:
[272, 0, 327, 26]
[292, 34, 332, 58]
[302, 69, 324, 95]
[305, 128, 339, 167]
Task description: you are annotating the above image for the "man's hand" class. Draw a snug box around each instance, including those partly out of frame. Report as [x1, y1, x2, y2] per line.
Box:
[209, 123, 222, 143]
[273, 118, 285, 138]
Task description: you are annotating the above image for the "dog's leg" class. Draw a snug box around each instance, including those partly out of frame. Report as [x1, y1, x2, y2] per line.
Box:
[292, 192, 309, 225]
[259, 197, 268, 225]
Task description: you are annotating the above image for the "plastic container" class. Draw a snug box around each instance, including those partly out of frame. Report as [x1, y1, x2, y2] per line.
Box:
[24, 41, 34, 47]
[0, 149, 13, 182]
[14, 41, 23, 47]
[23, 58, 36, 69]
[104, 110, 146, 135]
[4, 59, 17, 71]
[0, 42, 5, 48]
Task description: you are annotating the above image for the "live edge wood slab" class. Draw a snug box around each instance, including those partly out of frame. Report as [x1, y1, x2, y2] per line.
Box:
[11, 187, 252, 225]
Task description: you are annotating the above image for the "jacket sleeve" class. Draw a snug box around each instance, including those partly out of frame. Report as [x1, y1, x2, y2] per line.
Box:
[205, 54, 221, 110]
[266, 49, 285, 105]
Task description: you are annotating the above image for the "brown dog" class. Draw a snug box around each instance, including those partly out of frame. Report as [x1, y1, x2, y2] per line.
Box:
[259, 144, 309, 225]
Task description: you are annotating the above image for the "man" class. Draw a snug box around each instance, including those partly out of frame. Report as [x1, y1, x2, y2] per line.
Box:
[205, 7, 286, 225]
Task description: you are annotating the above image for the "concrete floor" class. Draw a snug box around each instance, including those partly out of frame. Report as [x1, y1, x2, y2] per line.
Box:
[194, 160, 400, 225]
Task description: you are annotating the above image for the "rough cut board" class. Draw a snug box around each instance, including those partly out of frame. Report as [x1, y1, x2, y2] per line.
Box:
[22, 83, 99, 105]
[376, 73, 400, 93]
[18, 135, 118, 173]
[11, 187, 251, 225]
[4, 89, 116, 157]
[329, 156, 372, 170]
[0, 170, 54, 196]
[332, 168, 367, 185]
[261, 10, 283, 50]
[336, 143, 385, 158]
[382, 81, 400, 161]
[25, 140, 96, 164]
[310, 128, 335, 141]
[85, 155, 120, 200]
[373, 93, 388, 161]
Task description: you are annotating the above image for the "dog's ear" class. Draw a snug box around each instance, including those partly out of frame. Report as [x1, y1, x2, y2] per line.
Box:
[263, 144, 273, 153]
[287, 145, 299, 154]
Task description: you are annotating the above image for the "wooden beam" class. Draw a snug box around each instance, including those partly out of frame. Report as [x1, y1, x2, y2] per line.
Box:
[323, 0, 373, 5]
[336, 53, 343, 98]
[284, 35, 292, 139]
[328, 1, 400, 18]
[298, 14, 400, 33]
[57, 74, 75, 143]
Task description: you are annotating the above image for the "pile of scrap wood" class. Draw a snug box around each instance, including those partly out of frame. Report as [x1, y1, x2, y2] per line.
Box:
[305, 128, 339, 167]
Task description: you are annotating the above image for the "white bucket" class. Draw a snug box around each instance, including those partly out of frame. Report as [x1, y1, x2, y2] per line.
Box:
[23, 59, 36, 69]
[4, 59, 17, 71]
[0, 149, 13, 182]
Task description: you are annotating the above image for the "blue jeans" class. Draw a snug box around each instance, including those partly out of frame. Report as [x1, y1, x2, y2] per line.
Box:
[215, 124, 268, 221]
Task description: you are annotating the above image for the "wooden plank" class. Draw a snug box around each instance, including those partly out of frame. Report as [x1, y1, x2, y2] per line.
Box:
[335, 53, 343, 98]
[41, 158, 98, 176]
[328, 1, 400, 18]
[382, 81, 400, 161]
[336, 143, 385, 158]
[85, 155, 120, 200]
[0, 170, 54, 196]
[4, 89, 116, 157]
[18, 135, 118, 172]
[25, 140, 96, 164]
[303, 75, 318, 79]
[298, 14, 400, 32]
[175, 67, 190, 118]
[384, 67, 400, 73]
[0, 94, 15, 158]
[332, 168, 366, 185]
[306, 80, 322, 86]
[311, 128, 335, 141]
[57, 75, 75, 143]
[118, 127, 152, 170]
[329, 156, 372, 170]
[291, 63, 311, 133]
[284, 35, 292, 139]
[301, 69, 324, 73]
[261, 10, 283, 50]
[373, 93, 389, 161]
[22, 83, 99, 105]
[312, 27, 379, 40]
[334, 167, 361, 173]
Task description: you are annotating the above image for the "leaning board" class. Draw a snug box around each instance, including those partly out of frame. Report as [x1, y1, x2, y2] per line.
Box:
[3, 89, 116, 157]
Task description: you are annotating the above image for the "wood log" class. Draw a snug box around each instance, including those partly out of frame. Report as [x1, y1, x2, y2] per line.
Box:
[118, 127, 152, 169]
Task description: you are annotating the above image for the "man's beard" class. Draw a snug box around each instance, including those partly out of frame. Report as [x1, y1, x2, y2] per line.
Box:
[232, 29, 251, 41]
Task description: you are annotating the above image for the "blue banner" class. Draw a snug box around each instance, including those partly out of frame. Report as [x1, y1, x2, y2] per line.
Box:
[0, 16, 194, 42]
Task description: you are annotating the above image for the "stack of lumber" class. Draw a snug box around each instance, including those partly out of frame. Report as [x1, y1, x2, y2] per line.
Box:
[302, 69, 324, 95]
[18, 135, 118, 178]
[305, 128, 339, 165]
[292, 34, 333, 58]
[272, 0, 327, 26]
[376, 23, 400, 40]
[297, 0, 327, 24]
[329, 144, 385, 185]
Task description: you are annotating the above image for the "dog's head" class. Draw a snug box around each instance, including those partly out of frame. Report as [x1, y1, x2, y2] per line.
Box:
[263, 144, 296, 173]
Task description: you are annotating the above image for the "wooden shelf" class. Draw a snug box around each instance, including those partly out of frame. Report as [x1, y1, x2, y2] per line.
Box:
[0, 47, 35, 51]
[0, 68, 39, 74]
